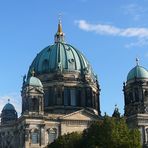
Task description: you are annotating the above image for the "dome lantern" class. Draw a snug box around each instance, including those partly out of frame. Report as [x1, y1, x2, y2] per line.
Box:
[54, 18, 65, 43]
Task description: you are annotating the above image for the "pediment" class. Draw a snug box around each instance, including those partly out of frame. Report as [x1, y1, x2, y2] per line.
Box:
[61, 109, 99, 121]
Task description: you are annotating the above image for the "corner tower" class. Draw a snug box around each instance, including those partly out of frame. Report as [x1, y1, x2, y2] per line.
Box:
[1, 100, 18, 125]
[123, 59, 148, 146]
[21, 71, 44, 115]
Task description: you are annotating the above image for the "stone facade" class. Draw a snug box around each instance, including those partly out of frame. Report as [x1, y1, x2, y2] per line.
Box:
[0, 109, 98, 148]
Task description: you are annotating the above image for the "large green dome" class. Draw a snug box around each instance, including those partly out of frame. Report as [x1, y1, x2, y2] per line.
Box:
[28, 43, 95, 78]
[28, 21, 96, 81]
[22, 20, 101, 116]
[127, 65, 148, 81]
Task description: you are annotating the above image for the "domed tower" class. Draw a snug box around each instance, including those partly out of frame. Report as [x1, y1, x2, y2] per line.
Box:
[26, 20, 101, 116]
[123, 59, 148, 116]
[21, 71, 44, 115]
[1, 100, 18, 125]
[123, 59, 148, 146]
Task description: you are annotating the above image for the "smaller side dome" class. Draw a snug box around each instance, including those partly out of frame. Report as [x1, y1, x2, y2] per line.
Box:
[1, 101, 18, 125]
[3, 103, 15, 111]
[26, 76, 43, 87]
[127, 65, 148, 81]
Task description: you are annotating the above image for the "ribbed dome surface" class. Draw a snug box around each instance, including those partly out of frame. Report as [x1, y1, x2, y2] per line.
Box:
[3, 103, 15, 111]
[28, 42, 95, 79]
[127, 65, 148, 81]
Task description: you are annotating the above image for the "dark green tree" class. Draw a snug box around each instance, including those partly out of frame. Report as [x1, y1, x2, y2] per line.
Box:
[48, 117, 141, 148]
[82, 116, 141, 148]
[48, 132, 82, 148]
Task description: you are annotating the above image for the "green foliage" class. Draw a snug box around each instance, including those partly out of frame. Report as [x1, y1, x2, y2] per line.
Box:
[82, 117, 141, 148]
[48, 117, 141, 148]
[48, 132, 82, 148]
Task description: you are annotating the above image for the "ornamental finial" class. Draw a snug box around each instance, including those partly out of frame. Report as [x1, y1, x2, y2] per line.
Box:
[136, 57, 139, 66]
[8, 99, 10, 103]
[55, 14, 65, 43]
[57, 13, 63, 35]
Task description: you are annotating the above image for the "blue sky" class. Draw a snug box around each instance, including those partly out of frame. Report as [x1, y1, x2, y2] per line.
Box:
[0, 0, 147, 116]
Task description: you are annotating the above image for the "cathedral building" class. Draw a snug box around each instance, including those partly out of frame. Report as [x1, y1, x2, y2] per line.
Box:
[0, 20, 101, 148]
[0, 20, 147, 148]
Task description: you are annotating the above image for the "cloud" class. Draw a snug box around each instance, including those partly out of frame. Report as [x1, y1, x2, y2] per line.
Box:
[75, 20, 148, 47]
[125, 37, 148, 48]
[122, 4, 147, 21]
[0, 92, 21, 117]
[75, 20, 148, 38]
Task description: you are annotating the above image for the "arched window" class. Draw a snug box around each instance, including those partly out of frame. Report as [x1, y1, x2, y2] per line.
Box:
[70, 89, 76, 106]
[64, 88, 70, 105]
[145, 90, 148, 97]
[48, 128, 57, 143]
[56, 88, 63, 105]
[42, 59, 49, 72]
[77, 89, 81, 106]
[86, 88, 92, 107]
[134, 88, 139, 102]
[31, 129, 39, 144]
[31, 98, 39, 112]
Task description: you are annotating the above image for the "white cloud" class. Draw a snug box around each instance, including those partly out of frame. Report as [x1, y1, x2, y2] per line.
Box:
[75, 20, 148, 38]
[0, 92, 21, 117]
[75, 20, 148, 47]
[125, 37, 148, 48]
[122, 4, 147, 21]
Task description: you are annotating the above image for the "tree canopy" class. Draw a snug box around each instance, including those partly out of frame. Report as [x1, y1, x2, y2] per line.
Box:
[48, 117, 141, 148]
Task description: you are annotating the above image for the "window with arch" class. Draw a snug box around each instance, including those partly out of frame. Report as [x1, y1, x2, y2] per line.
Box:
[31, 98, 39, 112]
[145, 90, 148, 97]
[31, 129, 39, 144]
[70, 89, 76, 106]
[134, 88, 139, 102]
[48, 128, 57, 143]
[56, 88, 63, 105]
[64, 88, 70, 105]
[42, 59, 49, 72]
[86, 88, 92, 107]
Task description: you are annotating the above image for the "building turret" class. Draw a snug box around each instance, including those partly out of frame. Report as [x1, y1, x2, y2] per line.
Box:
[123, 59, 148, 146]
[1, 100, 18, 125]
[123, 59, 148, 116]
[21, 70, 44, 115]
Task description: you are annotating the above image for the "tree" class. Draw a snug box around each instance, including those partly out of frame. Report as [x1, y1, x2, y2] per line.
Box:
[48, 117, 141, 148]
[48, 132, 82, 148]
[82, 116, 141, 148]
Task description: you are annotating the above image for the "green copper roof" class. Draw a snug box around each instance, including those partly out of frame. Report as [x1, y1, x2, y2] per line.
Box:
[3, 103, 15, 111]
[28, 42, 96, 80]
[127, 65, 148, 81]
[26, 76, 43, 87]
